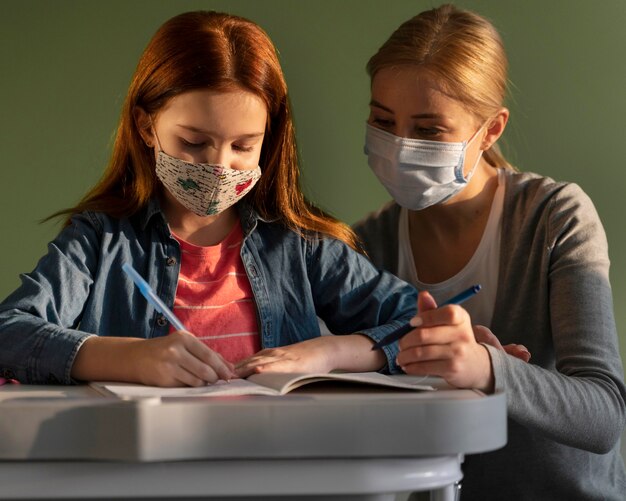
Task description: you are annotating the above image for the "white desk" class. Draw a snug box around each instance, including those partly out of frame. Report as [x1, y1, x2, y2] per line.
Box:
[0, 377, 506, 500]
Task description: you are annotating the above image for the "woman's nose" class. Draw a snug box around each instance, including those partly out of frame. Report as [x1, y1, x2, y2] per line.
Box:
[394, 122, 413, 139]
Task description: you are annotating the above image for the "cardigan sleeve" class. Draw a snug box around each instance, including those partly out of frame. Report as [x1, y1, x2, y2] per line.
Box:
[490, 181, 626, 453]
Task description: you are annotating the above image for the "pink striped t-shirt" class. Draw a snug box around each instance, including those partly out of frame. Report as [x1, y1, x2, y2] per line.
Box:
[171, 222, 260, 364]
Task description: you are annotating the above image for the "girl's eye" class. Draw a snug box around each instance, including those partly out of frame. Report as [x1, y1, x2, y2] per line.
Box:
[181, 138, 207, 148]
[233, 144, 254, 153]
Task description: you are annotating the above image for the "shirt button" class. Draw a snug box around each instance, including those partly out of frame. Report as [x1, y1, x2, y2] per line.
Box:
[166, 257, 177, 266]
[156, 315, 168, 327]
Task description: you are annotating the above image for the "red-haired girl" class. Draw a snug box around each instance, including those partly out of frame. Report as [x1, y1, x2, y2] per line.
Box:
[0, 11, 415, 387]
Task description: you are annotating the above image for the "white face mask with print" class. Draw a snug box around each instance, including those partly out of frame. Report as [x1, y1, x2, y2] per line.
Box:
[155, 150, 261, 217]
[364, 123, 484, 210]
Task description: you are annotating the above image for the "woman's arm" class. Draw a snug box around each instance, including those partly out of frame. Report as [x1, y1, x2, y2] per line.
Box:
[489, 184, 626, 453]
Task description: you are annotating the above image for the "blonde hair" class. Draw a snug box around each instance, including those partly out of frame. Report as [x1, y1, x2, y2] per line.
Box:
[367, 4, 513, 169]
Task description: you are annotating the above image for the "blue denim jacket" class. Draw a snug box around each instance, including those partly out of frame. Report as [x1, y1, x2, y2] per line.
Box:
[0, 200, 416, 384]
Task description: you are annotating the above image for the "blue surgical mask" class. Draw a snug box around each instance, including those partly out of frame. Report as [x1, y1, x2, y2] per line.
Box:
[364, 123, 483, 210]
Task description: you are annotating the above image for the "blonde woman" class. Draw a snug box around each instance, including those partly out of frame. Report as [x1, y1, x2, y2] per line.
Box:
[355, 4, 626, 499]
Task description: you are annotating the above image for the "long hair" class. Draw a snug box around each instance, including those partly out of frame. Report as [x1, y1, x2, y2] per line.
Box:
[367, 4, 513, 169]
[55, 11, 359, 249]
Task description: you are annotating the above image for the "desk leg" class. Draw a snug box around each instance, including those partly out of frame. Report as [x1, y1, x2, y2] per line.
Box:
[429, 481, 461, 501]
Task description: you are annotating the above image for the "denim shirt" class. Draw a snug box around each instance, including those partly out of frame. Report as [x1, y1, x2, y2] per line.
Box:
[0, 199, 416, 384]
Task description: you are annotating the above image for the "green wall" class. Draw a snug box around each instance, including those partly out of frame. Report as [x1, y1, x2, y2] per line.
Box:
[2, 0, 625, 450]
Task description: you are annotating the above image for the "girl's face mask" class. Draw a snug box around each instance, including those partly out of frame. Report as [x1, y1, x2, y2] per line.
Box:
[155, 150, 261, 217]
[364, 123, 484, 210]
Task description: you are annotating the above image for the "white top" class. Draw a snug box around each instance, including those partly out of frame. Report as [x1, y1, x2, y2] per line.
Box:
[397, 169, 505, 328]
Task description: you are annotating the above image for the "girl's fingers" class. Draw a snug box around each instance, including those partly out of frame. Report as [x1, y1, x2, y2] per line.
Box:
[171, 364, 214, 387]
[183, 336, 236, 381]
[251, 360, 297, 373]
[236, 354, 279, 370]
[234, 364, 256, 378]
[175, 349, 222, 384]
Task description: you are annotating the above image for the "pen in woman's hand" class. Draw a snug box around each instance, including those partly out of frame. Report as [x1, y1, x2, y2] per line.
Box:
[371, 284, 482, 350]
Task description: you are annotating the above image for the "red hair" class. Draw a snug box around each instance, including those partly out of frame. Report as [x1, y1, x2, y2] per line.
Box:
[56, 11, 359, 249]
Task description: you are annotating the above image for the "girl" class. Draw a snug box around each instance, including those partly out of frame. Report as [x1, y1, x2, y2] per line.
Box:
[354, 4, 626, 500]
[0, 11, 415, 387]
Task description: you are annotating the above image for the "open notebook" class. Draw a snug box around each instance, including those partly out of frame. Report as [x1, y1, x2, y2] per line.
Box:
[90, 372, 434, 398]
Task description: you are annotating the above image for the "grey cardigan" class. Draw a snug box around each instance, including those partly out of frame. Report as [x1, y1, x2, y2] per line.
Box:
[353, 170, 626, 500]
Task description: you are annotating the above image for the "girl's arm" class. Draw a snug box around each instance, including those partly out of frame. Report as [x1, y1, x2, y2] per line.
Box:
[235, 334, 385, 377]
[0, 212, 235, 386]
[72, 332, 235, 386]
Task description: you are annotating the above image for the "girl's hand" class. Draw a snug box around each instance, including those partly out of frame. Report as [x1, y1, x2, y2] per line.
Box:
[125, 331, 236, 386]
[397, 291, 494, 392]
[235, 334, 386, 378]
[235, 337, 337, 378]
[71, 331, 236, 387]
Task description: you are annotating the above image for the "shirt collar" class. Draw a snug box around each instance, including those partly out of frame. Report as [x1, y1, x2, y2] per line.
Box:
[139, 198, 166, 231]
[238, 201, 276, 237]
[139, 198, 274, 235]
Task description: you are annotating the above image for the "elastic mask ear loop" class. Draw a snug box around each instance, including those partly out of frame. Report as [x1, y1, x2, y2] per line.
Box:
[460, 123, 487, 182]
[149, 116, 165, 153]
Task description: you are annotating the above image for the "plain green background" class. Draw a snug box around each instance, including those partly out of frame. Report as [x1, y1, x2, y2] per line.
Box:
[1, 0, 625, 456]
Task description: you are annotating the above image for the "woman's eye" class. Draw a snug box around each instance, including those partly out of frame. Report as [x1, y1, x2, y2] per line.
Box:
[371, 118, 395, 128]
[417, 127, 443, 138]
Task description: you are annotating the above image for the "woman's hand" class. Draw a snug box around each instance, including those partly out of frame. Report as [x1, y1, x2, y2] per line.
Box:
[473, 325, 531, 362]
[71, 331, 236, 387]
[235, 334, 386, 378]
[397, 291, 494, 392]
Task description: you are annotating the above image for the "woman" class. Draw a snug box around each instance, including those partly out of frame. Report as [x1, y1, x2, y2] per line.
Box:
[354, 4, 626, 499]
[0, 11, 416, 387]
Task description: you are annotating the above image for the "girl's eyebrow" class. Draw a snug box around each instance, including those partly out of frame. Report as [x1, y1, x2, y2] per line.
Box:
[369, 100, 445, 120]
[176, 124, 264, 139]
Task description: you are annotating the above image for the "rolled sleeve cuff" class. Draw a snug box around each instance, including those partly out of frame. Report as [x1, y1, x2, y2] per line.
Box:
[358, 318, 410, 374]
[30, 327, 95, 384]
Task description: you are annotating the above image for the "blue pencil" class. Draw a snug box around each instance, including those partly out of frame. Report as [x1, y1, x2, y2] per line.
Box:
[371, 284, 482, 350]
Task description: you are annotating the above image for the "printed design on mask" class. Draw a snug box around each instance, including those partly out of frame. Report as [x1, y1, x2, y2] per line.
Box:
[155, 151, 261, 217]
[205, 201, 220, 215]
[177, 178, 200, 191]
[235, 179, 253, 195]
